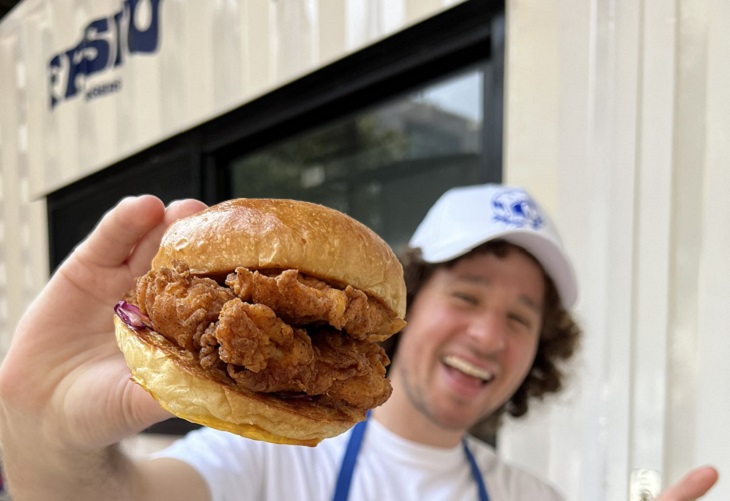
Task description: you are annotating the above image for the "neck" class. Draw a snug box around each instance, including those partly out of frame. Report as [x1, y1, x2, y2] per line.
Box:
[372, 379, 466, 448]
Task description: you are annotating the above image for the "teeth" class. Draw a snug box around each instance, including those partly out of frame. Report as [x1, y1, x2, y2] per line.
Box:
[443, 355, 493, 382]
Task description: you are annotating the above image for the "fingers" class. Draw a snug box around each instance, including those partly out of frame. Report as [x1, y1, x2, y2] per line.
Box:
[74, 195, 167, 269]
[125, 383, 175, 432]
[126, 199, 208, 277]
[45, 196, 206, 318]
[658, 466, 719, 501]
[73, 196, 207, 273]
[163, 199, 209, 226]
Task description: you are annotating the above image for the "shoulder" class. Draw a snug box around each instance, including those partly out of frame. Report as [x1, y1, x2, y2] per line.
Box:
[152, 427, 352, 501]
[151, 427, 265, 470]
[153, 427, 353, 478]
[465, 437, 564, 501]
[155, 426, 349, 465]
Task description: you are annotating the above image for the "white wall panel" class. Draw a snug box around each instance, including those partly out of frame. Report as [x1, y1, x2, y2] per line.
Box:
[694, 1, 730, 498]
[504, 0, 730, 499]
[1, 0, 465, 200]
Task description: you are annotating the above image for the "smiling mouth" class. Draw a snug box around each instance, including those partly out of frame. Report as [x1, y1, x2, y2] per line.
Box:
[442, 355, 494, 383]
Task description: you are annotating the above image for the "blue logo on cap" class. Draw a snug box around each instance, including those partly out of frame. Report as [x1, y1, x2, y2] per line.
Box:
[492, 190, 544, 230]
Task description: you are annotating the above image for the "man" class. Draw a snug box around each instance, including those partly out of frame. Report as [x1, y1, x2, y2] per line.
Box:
[0, 185, 718, 500]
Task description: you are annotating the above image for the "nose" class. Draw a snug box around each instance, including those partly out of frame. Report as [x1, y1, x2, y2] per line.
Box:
[465, 312, 507, 353]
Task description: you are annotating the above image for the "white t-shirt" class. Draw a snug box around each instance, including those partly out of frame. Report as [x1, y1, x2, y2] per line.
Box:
[152, 419, 563, 501]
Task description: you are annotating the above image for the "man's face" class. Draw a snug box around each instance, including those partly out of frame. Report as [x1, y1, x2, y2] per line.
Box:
[389, 247, 545, 432]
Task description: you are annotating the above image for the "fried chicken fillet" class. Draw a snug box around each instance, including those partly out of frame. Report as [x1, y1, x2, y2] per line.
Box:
[133, 263, 397, 412]
[114, 198, 406, 446]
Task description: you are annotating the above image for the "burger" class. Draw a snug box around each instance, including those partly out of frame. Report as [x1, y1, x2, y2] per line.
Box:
[113, 198, 406, 446]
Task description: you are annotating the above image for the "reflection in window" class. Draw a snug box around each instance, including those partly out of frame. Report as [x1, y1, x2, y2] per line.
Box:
[227, 64, 495, 252]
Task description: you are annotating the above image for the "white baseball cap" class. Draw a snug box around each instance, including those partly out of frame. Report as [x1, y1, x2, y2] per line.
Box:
[408, 184, 578, 309]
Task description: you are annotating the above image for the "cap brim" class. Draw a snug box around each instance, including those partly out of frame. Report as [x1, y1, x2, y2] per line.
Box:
[418, 229, 577, 309]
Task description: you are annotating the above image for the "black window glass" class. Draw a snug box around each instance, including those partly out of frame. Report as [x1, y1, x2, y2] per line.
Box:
[226, 64, 498, 253]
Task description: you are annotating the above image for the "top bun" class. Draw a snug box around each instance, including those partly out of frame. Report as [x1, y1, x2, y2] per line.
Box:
[152, 198, 406, 318]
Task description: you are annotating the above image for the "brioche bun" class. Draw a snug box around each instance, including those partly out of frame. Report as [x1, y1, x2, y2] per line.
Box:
[114, 316, 359, 446]
[116, 198, 405, 446]
[153, 198, 406, 318]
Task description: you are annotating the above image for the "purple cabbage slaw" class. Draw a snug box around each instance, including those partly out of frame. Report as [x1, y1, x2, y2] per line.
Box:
[114, 301, 154, 330]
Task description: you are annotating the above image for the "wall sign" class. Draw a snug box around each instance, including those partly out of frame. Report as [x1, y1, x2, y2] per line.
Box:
[48, 0, 162, 109]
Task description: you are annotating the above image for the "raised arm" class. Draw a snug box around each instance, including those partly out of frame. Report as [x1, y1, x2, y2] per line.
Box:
[0, 196, 210, 501]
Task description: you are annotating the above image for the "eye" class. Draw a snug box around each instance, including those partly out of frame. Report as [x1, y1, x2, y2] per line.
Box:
[452, 291, 478, 305]
[509, 314, 530, 327]
[508, 313, 533, 329]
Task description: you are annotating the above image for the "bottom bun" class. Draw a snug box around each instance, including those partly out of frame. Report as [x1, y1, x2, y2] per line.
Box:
[114, 316, 364, 446]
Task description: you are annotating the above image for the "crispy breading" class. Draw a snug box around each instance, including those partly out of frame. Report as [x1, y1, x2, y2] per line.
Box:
[310, 330, 392, 410]
[136, 264, 235, 352]
[225, 267, 405, 342]
[225, 326, 391, 411]
[133, 264, 393, 413]
[216, 299, 314, 376]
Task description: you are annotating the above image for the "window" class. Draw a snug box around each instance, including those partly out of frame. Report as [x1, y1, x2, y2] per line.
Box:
[225, 64, 497, 253]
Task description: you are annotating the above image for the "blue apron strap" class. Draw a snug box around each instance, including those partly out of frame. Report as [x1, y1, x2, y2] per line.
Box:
[333, 412, 490, 501]
[462, 438, 490, 501]
[332, 412, 370, 501]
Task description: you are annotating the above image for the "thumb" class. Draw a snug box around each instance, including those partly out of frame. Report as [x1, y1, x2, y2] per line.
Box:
[658, 466, 719, 501]
[127, 382, 175, 430]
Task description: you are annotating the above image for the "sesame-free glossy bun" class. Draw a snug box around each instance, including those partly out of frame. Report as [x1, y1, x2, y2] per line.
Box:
[114, 316, 363, 446]
[152, 198, 406, 318]
[118, 198, 405, 445]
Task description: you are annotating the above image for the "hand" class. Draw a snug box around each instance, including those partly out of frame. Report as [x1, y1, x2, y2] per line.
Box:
[656, 466, 719, 501]
[0, 196, 206, 460]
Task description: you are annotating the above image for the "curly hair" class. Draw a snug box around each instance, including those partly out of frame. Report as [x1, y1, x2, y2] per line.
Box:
[386, 240, 582, 433]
